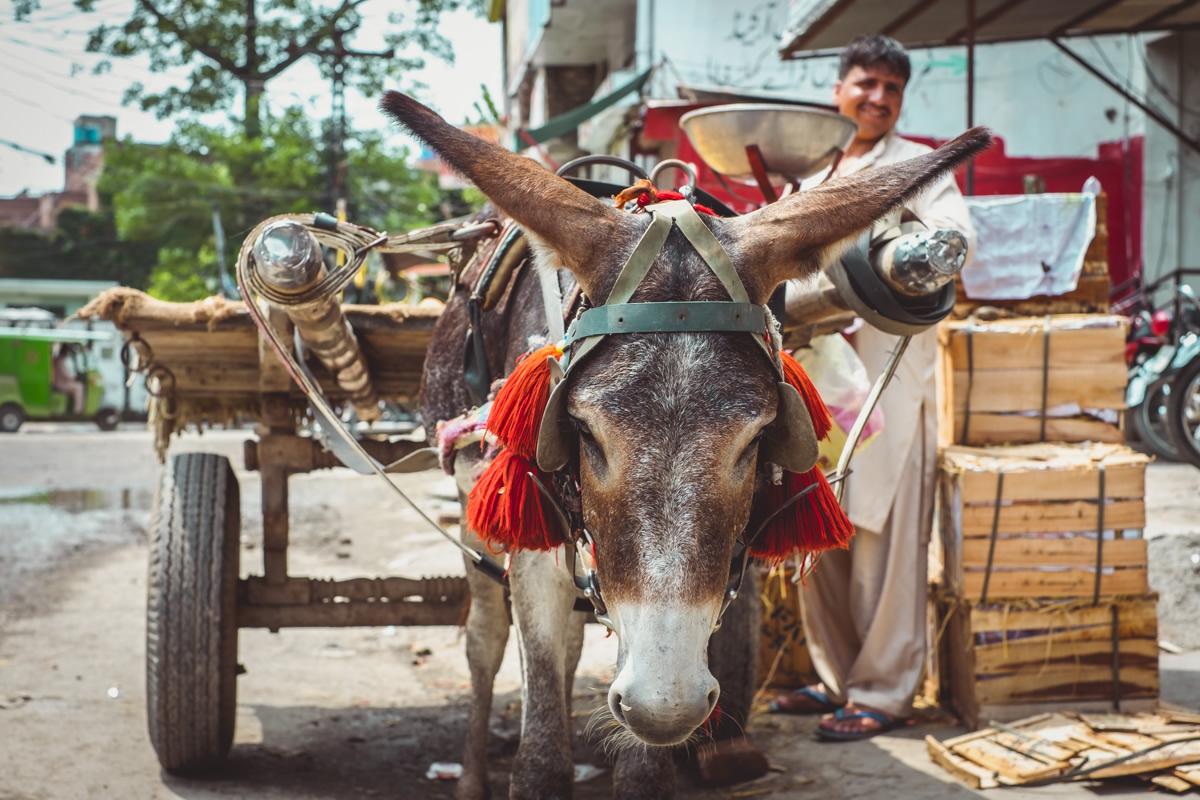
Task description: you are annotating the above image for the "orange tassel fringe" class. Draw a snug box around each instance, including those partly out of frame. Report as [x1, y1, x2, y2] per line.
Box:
[751, 467, 854, 563]
[486, 342, 561, 461]
[466, 449, 564, 551]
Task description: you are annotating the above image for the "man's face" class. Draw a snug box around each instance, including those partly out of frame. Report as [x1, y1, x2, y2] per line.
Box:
[832, 63, 906, 142]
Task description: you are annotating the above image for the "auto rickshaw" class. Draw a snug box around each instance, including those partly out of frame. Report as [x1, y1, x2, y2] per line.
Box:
[0, 327, 120, 432]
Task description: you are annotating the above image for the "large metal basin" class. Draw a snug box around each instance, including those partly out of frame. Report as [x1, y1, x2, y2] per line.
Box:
[679, 104, 858, 181]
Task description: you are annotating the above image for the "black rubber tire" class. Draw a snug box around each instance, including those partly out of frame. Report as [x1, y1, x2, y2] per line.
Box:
[94, 407, 121, 431]
[146, 452, 241, 773]
[1129, 382, 1180, 462]
[1166, 355, 1200, 469]
[0, 403, 24, 433]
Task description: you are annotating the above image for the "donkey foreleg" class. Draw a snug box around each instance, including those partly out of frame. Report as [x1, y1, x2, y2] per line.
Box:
[613, 746, 675, 800]
[454, 472, 511, 800]
[508, 548, 580, 800]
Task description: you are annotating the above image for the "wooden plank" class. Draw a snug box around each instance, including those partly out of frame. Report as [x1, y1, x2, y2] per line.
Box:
[950, 413, 1123, 446]
[960, 502, 1146, 536]
[976, 697, 1158, 727]
[949, 737, 1069, 781]
[953, 274, 1112, 317]
[960, 536, 1146, 568]
[942, 320, 1126, 370]
[974, 666, 1159, 705]
[968, 597, 1158, 633]
[973, 637, 1159, 675]
[1088, 739, 1200, 779]
[971, 614, 1158, 651]
[1149, 773, 1194, 792]
[951, 364, 1127, 413]
[955, 462, 1146, 506]
[925, 735, 1000, 789]
[961, 567, 1149, 599]
[990, 732, 1079, 762]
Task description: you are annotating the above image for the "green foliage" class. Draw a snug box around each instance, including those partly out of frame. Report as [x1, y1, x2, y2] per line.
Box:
[95, 108, 440, 301]
[13, 0, 485, 137]
[0, 207, 157, 287]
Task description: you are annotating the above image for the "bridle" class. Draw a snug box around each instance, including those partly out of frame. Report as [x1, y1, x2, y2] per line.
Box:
[525, 195, 828, 631]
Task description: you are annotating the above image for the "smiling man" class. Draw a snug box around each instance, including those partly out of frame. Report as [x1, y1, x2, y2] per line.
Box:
[773, 35, 977, 741]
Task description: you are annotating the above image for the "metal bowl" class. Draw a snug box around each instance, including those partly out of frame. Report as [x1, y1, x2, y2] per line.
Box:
[679, 104, 858, 181]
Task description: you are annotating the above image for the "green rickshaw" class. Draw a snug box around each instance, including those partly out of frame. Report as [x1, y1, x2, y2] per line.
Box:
[0, 327, 119, 432]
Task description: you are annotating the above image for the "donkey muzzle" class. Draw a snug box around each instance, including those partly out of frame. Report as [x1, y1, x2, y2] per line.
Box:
[608, 601, 721, 746]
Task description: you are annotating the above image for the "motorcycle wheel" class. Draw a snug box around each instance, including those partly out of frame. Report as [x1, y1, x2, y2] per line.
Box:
[1129, 382, 1180, 462]
[1166, 355, 1200, 469]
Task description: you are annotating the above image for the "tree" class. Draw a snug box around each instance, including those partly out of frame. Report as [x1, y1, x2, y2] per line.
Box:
[12, 0, 483, 139]
[96, 107, 441, 301]
[0, 206, 157, 288]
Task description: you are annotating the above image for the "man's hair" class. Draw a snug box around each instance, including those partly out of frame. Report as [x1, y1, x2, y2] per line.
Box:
[838, 35, 911, 83]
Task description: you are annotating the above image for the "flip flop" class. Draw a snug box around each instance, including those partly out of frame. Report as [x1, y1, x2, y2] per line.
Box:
[768, 685, 841, 715]
[815, 706, 903, 741]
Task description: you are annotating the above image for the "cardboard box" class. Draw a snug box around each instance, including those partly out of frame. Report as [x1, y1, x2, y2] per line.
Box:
[937, 314, 1128, 447]
[939, 443, 1150, 601]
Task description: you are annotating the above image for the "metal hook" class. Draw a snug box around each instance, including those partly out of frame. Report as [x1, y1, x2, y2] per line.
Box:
[649, 159, 698, 192]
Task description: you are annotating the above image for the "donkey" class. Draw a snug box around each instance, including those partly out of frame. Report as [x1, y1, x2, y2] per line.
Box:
[384, 90, 990, 800]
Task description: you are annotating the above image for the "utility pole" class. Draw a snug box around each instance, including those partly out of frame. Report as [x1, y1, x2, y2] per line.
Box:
[290, 28, 394, 218]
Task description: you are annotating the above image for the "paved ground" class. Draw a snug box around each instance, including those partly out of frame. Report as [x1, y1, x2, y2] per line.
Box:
[0, 426, 1198, 799]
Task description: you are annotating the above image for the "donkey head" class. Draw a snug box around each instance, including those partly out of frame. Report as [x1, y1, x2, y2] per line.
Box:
[383, 92, 989, 746]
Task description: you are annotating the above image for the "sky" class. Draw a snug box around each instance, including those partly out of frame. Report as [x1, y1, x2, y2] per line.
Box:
[0, 0, 504, 197]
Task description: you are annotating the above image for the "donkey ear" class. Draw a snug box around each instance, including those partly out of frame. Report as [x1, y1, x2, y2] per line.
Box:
[381, 91, 633, 293]
[724, 127, 992, 299]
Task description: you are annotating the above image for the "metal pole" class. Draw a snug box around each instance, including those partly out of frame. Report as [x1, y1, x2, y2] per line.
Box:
[966, 0, 976, 195]
[1050, 37, 1200, 157]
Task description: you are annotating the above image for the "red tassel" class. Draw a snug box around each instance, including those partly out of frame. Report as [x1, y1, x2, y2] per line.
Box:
[466, 449, 565, 551]
[486, 342, 561, 460]
[779, 350, 832, 441]
[751, 467, 854, 563]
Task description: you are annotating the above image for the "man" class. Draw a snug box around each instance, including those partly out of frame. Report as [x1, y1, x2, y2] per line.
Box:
[772, 34, 977, 740]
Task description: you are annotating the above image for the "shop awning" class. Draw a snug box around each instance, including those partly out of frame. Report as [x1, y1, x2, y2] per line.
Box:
[515, 68, 653, 151]
[780, 0, 1200, 59]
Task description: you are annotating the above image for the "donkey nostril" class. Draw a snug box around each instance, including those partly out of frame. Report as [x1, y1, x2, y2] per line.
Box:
[706, 687, 720, 715]
[611, 693, 628, 725]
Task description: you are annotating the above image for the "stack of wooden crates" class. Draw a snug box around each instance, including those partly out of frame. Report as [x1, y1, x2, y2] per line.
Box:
[931, 195, 1159, 729]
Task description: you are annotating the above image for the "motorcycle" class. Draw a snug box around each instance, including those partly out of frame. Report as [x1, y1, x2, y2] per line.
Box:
[1120, 270, 1200, 465]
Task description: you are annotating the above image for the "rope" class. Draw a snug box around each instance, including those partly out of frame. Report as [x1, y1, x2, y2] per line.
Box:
[961, 316, 975, 444]
[1093, 463, 1107, 605]
[979, 470, 1004, 605]
[1039, 315, 1052, 442]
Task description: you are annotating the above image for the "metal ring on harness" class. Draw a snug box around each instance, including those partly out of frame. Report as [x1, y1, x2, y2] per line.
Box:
[649, 159, 698, 192]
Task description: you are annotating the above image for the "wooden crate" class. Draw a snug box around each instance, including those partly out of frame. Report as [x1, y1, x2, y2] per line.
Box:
[928, 709, 1200, 790]
[937, 314, 1128, 447]
[939, 443, 1150, 601]
[941, 596, 1160, 730]
[758, 566, 816, 689]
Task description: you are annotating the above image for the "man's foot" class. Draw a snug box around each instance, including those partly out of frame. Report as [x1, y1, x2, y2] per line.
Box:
[815, 702, 905, 741]
[768, 684, 842, 714]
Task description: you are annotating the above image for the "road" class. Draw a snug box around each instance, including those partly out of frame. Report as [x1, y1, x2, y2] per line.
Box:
[1, 427, 1198, 799]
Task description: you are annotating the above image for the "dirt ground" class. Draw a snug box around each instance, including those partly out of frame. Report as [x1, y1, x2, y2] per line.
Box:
[1, 426, 1199, 800]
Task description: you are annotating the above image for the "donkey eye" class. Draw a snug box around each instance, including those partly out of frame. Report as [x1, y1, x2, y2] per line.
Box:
[571, 418, 595, 442]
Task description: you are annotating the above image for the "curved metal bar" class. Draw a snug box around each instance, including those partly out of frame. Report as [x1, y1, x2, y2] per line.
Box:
[649, 158, 697, 191]
[555, 154, 650, 180]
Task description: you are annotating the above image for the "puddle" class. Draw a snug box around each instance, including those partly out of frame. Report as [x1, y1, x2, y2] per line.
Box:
[0, 487, 155, 607]
[0, 488, 155, 513]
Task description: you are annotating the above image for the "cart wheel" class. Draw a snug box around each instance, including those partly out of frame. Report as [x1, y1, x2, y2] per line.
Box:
[0, 403, 24, 433]
[94, 407, 121, 431]
[146, 452, 241, 773]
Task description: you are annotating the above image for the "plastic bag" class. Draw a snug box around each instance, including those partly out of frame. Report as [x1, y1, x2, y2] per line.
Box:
[792, 333, 884, 471]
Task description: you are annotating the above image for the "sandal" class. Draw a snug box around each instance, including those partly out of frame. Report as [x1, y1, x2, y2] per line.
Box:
[768, 685, 841, 715]
[815, 706, 904, 741]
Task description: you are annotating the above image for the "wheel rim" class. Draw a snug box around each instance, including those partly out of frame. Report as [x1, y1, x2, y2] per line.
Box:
[1181, 373, 1200, 448]
[1, 410, 18, 430]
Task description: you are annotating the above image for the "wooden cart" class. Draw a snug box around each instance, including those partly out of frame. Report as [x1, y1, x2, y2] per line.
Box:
[79, 287, 467, 772]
